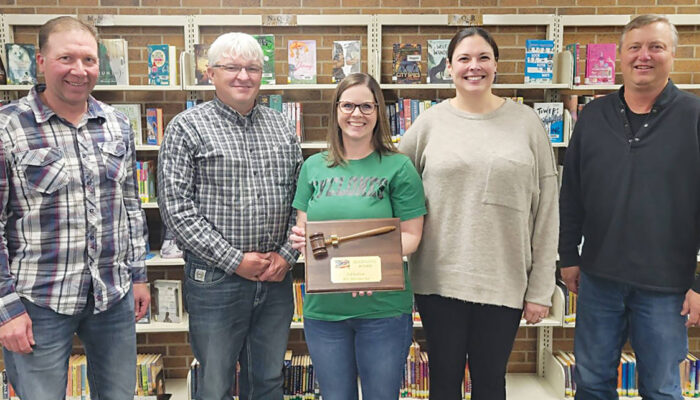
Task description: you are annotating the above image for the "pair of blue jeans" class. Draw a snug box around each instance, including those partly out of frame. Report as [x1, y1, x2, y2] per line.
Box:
[303, 313, 413, 400]
[3, 288, 137, 400]
[574, 272, 688, 400]
[184, 254, 294, 400]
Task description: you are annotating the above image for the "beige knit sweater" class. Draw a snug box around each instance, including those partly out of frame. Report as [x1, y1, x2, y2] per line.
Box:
[399, 98, 558, 309]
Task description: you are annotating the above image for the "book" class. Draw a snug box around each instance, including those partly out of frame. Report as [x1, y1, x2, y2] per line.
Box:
[565, 42, 581, 85]
[112, 104, 142, 145]
[194, 44, 210, 85]
[287, 40, 317, 84]
[145, 107, 163, 145]
[97, 38, 129, 85]
[153, 280, 183, 323]
[534, 102, 564, 143]
[524, 39, 554, 84]
[585, 43, 616, 85]
[392, 43, 422, 84]
[331, 40, 361, 83]
[4, 43, 36, 85]
[427, 39, 451, 84]
[147, 44, 177, 86]
[0, 54, 6, 84]
[253, 34, 275, 85]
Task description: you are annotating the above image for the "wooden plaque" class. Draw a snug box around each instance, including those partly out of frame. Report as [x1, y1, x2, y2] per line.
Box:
[304, 218, 404, 293]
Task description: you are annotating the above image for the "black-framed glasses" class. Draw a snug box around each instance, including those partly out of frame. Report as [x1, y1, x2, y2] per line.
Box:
[211, 64, 263, 76]
[337, 101, 377, 115]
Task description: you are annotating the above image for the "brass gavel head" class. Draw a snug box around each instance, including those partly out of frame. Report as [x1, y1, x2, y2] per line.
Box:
[309, 232, 328, 258]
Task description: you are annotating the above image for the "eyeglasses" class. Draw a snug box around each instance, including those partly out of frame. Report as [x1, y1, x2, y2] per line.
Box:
[211, 64, 263, 76]
[337, 101, 377, 115]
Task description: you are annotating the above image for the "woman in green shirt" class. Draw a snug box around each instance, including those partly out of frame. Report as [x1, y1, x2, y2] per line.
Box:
[290, 73, 426, 400]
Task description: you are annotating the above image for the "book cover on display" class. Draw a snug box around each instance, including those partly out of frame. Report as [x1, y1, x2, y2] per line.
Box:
[254, 34, 275, 85]
[4, 43, 37, 85]
[288, 40, 317, 84]
[427, 39, 451, 84]
[194, 44, 210, 85]
[524, 39, 554, 84]
[585, 43, 616, 84]
[331, 40, 361, 83]
[392, 43, 422, 84]
[98, 39, 129, 85]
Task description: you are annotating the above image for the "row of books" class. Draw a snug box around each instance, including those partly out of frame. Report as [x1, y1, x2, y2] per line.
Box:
[111, 104, 163, 146]
[554, 351, 700, 398]
[1, 354, 164, 400]
[195, 38, 361, 86]
[0, 42, 176, 86]
[136, 160, 157, 204]
[566, 42, 617, 85]
[189, 350, 318, 399]
[556, 280, 578, 323]
[387, 97, 566, 144]
[291, 279, 423, 323]
[258, 95, 304, 141]
[402, 341, 472, 399]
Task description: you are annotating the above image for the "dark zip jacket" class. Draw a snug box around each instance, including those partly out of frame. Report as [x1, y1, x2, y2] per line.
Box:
[559, 80, 700, 293]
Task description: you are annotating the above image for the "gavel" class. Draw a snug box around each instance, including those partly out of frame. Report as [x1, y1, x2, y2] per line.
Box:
[308, 225, 396, 259]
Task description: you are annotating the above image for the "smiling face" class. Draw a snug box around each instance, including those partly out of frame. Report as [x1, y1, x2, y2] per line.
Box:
[36, 29, 99, 112]
[337, 84, 377, 146]
[620, 21, 675, 92]
[447, 34, 497, 96]
[207, 54, 263, 115]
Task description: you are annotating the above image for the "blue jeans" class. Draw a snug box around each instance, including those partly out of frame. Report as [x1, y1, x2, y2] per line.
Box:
[184, 254, 294, 400]
[3, 289, 137, 400]
[303, 313, 413, 400]
[574, 272, 687, 400]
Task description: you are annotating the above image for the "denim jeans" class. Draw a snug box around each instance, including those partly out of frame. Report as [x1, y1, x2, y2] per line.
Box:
[3, 289, 137, 400]
[574, 272, 687, 400]
[184, 254, 294, 400]
[303, 313, 413, 400]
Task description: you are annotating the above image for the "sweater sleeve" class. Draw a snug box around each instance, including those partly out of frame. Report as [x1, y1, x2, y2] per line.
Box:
[558, 108, 586, 268]
[524, 114, 558, 306]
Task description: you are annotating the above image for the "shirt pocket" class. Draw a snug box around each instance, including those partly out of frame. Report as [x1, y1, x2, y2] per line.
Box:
[482, 155, 533, 212]
[269, 144, 298, 186]
[16, 147, 71, 194]
[98, 140, 127, 183]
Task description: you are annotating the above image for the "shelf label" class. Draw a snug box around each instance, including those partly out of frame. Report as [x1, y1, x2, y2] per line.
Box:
[79, 14, 115, 26]
[448, 14, 482, 26]
[263, 15, 296, 26]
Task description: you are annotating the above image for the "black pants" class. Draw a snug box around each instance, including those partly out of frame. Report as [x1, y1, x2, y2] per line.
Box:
[415, 294, 522, 400]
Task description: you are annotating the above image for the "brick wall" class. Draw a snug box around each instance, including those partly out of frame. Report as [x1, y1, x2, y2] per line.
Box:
[1, 0, 700, 382]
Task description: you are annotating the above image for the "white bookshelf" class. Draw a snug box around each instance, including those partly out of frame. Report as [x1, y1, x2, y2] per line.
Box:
[165, 378, 188, 400]
[136, 313, 189, 333]
[146, 253, 185, 267]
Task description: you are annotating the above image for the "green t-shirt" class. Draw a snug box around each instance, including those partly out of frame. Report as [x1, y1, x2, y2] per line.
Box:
[292, 151, 427, 321]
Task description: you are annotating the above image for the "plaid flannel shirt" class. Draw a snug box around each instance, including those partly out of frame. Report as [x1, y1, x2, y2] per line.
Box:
[158, 97, 302, 273]
[0, 85, 148, 325]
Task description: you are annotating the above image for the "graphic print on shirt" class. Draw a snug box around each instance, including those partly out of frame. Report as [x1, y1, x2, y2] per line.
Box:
[310, 176, 388, 200]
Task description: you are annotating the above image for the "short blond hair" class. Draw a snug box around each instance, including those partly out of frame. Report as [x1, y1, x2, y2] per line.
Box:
[621, 14, 678, 54]
[39, 16, 98, 51]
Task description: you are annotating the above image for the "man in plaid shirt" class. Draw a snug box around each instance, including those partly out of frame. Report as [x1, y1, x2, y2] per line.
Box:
[0, 16, 150, 399]
[158, 32, 302, 400]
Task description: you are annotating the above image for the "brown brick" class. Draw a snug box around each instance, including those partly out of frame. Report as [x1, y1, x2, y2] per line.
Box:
[538, 0, 574, 5]
[342, 0, 379, 6]
[262, 0, 300, 5]
[460, 0, 497, 5]
[17, 0, 55, 4]
[635, 6, 677, 14]
[101, 0, 139, 5]
[518, 7, 556, 13]
[508, 351, 527, 362]
[382, 0, 419, 6]
[168, 345, 195, 356]
[658, 0, 693, 4]
[141, 0, 181, 5]
[422, 0, 458, 6]
[34, 6, 77, 12]
[0, 0, 15, 4]
[182, 0, 218, 5]
[595, 6, 636, 14]
[678, 6, 700, 13]
[223, 0, 260, 5]
[507, 363, 536, 373]
[304, 0, 338, 5]
[118, 7, 160, 14]
[617, 0, 654, 4]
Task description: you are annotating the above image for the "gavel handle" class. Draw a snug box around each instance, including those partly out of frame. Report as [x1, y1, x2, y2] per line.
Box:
[325, 226, 396, 245]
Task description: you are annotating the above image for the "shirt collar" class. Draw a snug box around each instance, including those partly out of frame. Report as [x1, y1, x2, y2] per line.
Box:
[27, 84, 107, 125]
[212, 96, 261, 123]
[617, 79, 678, 112]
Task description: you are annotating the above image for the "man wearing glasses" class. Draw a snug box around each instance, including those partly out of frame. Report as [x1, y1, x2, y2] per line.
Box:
[158, 32, 302, 400]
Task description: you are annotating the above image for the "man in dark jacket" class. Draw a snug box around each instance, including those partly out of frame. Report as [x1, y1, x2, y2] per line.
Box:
[559, 14, 700, 400]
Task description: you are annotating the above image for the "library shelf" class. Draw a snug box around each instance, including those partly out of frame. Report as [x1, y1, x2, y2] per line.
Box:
[0, 85, 182, 92]
[146, 253, 185, 267]
[141, 202, 159, 209]
[136, 313, 189, 333]
[164, 378, 187, 400]
[135, 145, 161, 151]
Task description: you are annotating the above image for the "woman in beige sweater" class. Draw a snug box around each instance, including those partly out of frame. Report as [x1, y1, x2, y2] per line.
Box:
[399, 27, 559, 400]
